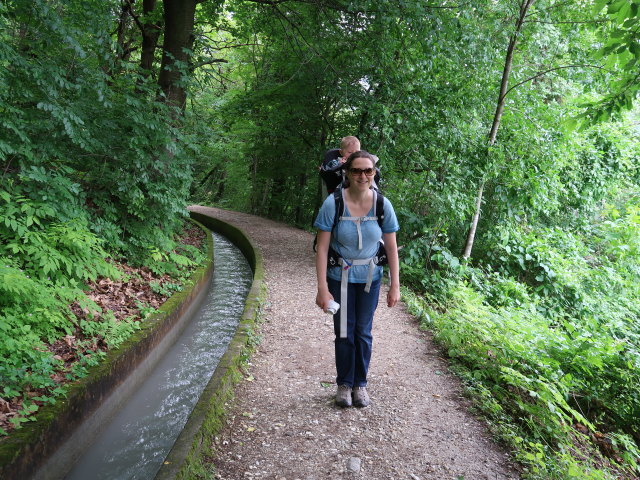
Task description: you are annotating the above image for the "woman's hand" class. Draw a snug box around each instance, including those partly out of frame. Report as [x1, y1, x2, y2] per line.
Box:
[316, 290, 334, 312]
[315, 230, 333, 312]
[387, 284, 400, 307]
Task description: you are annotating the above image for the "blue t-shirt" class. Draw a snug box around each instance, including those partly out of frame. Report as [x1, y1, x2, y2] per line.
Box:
[314, 190, 399, 283]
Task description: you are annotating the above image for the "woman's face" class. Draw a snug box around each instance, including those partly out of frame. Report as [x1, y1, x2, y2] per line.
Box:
[347, 156, 375, 190]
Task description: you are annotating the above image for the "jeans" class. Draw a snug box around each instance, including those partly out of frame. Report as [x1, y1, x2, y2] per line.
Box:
[327, 278, 381, 388]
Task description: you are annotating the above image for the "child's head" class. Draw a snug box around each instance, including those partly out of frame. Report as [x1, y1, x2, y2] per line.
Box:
[339, 136, 361, 160]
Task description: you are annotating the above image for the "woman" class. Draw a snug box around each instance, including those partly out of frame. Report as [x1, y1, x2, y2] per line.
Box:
[314, 150, 400, 408]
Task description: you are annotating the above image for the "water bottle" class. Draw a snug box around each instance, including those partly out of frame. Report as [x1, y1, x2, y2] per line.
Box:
[326, 300, 340, 315]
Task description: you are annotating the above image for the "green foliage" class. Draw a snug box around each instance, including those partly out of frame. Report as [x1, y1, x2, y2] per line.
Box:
[0, 182, 118, 288]
[403, 191, 640, 477]
[0, 310, 65, 395]
[580, 0, 640, 122]
[405, 282, 638, 479]
[0, 0, 208, 434]
[598, 201, 640, 260]
[2, 0, 194, 261]
[0, 180, 117, 423]
[79, 312, 140, 350]
[145, 236, 205, 283]
[193, 0, 626, 251]
[0, 179, 117, 341]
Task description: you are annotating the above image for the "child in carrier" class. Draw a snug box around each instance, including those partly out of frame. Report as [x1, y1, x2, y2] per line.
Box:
[320, 136, 361, 195]
[320, 136, 380, 196]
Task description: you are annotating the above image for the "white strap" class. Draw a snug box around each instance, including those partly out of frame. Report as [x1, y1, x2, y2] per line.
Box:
[337, 258, 376, 338]
[340, 262, 349, 338]
[338, 216, 377, 249]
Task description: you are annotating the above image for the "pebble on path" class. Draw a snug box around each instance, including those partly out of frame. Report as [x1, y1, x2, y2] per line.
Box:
[346, 456, 361, 473]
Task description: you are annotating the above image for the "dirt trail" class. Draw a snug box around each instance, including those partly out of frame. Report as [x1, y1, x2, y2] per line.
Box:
[189, 206, 520, 480]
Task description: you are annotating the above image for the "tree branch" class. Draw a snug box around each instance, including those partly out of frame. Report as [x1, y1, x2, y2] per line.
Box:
[192, 58, 229, 68]
[488, 0, 535, 144]
[503, 64, 608, 99]
[269, 4, 341, 76]
[124, 0, 146, 34]
[194, 33, 261, 49]
[244, 0, 466, 13]
[422, 2, 466, 8]
[243, 0, 290, 5]
[524, 0, 576, 18]
[525, 19, 608, 24]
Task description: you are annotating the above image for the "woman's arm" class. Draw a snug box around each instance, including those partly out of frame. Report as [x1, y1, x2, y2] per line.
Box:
[383, 232, 400, 307]
[315, 230, 334, 311]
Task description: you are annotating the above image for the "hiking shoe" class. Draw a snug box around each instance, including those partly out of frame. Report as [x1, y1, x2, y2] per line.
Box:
[352, 386, 370, 408]
[335, 384, 352, 407]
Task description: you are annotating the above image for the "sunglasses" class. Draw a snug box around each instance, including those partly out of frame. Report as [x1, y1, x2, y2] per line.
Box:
[349, 167, 375, 177]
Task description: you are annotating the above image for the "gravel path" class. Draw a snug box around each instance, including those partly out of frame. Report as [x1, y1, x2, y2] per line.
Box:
[189, 206, 520, 480]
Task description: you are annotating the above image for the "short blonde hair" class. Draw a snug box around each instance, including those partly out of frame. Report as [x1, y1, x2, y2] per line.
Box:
[340, 136, 360, 151]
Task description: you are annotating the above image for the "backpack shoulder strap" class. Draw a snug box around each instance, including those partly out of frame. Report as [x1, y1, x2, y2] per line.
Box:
[374, 189, 385, 229]
[332, 186, 345, 231]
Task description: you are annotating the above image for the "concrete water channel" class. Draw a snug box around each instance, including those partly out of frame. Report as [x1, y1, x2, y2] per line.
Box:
[63, 233, 251, 479]
[0, 214, 263, 480]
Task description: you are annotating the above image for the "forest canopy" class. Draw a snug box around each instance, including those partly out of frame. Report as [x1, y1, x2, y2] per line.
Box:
[1, 0, 640, 478]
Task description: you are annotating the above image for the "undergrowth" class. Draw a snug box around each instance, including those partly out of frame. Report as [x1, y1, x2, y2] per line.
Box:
[0, 188, 206, 435]
[400, 201, 640, 479]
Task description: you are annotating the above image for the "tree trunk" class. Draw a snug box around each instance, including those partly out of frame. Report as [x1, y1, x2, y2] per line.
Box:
[140, 0, 161, 77]
[157, 0, 200, 110]
[116, 2, 130, 60]
[462, 0, 536, 259]
[462, 180, 484, 259]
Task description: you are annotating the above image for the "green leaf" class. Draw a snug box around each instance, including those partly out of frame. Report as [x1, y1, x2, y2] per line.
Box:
[616, 2, 632, 22]
[607, 0, 627, 15]
[592, 0, 609, 13]
[562, 116, 579, 131]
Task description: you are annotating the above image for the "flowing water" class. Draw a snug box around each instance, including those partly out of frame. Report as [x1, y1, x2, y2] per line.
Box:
[61, 232, 252, 480]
